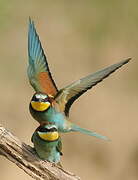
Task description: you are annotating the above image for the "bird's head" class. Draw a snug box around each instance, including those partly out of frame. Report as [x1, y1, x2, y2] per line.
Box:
[36, 124, 59, 141]
[30, 93, 53, 112]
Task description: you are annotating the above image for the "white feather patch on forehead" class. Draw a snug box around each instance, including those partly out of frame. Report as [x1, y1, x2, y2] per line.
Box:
[35, 94, 48, 99]
[45, 124, 57, 129]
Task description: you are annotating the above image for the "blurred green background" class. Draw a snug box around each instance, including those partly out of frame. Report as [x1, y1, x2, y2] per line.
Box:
[0, 0, 137, 180]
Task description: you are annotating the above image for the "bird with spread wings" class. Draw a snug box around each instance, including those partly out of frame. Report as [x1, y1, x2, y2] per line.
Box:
[28, 19, 131, 140]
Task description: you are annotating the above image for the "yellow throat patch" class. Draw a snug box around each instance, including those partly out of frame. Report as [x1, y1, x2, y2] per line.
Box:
[38, 131, 59, 141]
[31, 101, 50, 111]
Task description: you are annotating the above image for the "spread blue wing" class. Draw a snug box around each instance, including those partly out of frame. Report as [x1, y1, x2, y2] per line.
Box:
[55, 58, 131, 116]
[28, 18, 58, 96]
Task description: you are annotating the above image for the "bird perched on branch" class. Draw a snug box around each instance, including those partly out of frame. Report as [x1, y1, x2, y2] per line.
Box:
[28, 18, 131, 140]
[32, 124, 62, 163]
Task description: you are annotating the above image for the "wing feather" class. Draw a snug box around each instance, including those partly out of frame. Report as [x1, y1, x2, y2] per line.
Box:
[56, 138, 63, 155]
[28, 18, 58, 96]
[55, 58, 131, 116]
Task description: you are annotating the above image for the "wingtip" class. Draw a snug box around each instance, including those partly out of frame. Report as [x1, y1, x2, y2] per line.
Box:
[127, 57, 132, 61]
[122, 57, 132, 65]
[29, 17, 32, 25]
[28, 17, 35, 27]
[114, 57, 132, 69]
[29, 16, 31, 22]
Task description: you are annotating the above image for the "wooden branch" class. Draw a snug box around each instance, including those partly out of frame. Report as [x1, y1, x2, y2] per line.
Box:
[0, 125, 80, 180]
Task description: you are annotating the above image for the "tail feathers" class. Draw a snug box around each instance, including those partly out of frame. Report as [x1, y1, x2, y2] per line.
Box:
[72, 125, 110, 141]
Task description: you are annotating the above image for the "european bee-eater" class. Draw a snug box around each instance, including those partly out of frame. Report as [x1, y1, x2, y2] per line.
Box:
[28, 19, 131, 140]
[32, 124, 62, 163]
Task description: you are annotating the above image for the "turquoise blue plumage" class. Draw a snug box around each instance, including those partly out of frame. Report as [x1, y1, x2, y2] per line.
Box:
[32, 124, 62, 163]
[28, 19, 131, 141]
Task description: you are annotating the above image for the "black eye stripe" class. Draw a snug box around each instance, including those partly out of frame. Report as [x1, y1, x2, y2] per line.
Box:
[41, 98, 49, 102]
[32, 95, 38, 101]
[32, 96, 49, 102]
[36, 126, 57, 132]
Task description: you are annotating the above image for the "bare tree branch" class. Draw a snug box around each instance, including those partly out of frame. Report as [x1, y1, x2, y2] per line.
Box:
[0, 125, 80, 180]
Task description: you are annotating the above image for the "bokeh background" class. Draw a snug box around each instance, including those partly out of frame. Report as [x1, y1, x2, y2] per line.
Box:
[0, 0, 137, 179]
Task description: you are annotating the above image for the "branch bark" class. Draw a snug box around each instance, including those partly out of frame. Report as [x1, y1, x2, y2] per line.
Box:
[0, 125, 80, 180]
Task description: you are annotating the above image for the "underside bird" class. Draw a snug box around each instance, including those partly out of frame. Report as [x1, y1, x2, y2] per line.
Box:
[28, 18, 131, 140]
[32, 124, 62, 163]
